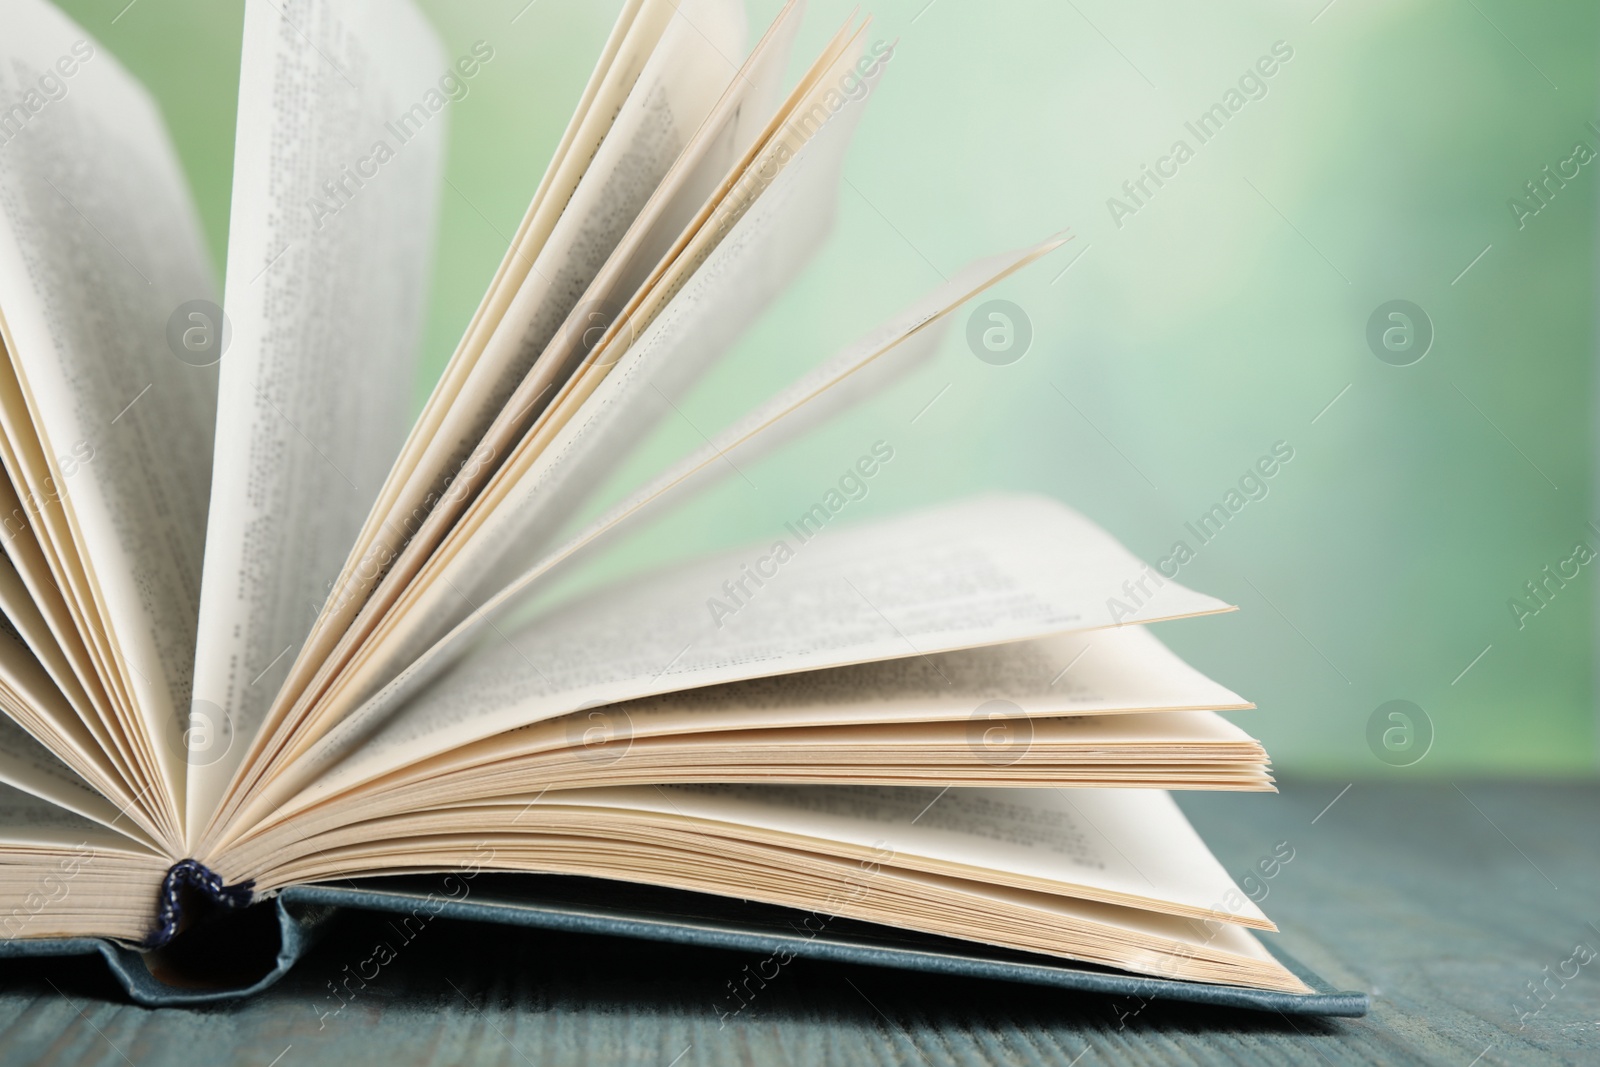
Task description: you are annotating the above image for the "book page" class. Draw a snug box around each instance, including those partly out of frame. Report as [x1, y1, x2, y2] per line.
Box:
[288, 626, 1254, 806]
[200, 6, 889, 851]
[439, 6, 863, 568]
[212, 627, 1263, 863]
[324, 0, 799, 668]
[441, 20, 885, 616]
[0, 355, 160, 805]
[0, 523, 126, 779]
[430, 47, 879, 619]
[252, 88, 899, 781]
[409, 240, 1061, 682]
[0, 0, 220, 832]
[248, 711, 1267, 856]
[579, 626, 1250, 734]
[553, 784, 1271, 927]
[209, 0, 768, 848]
[187, 0, 448, 835]
[0, 782, 167, 943]
[0, 607, 105, 777]
[229, 782, 1300, 991]
[0, 713, 153, 848]
[678, 708, 1262, 753]
[264, 495, 1231, 818]
[521, 708, 1265, 777]
[371, 0, 746, 559]
[206, 241, 1067, 845]
[272, 0, 669, 719]
[0, 781, 161, 856]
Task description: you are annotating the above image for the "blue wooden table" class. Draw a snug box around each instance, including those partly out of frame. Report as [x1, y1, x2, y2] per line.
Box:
[0, 782, 1593, 1065]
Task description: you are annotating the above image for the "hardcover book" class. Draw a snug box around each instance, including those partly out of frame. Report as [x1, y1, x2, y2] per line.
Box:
[0, 0, 1365, 1015]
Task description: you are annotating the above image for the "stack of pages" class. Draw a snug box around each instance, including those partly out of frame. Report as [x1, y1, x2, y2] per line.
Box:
[0, 0, 1312, 998]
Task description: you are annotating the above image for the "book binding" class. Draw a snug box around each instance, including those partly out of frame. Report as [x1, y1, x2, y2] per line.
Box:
[145, 860, 256, 949]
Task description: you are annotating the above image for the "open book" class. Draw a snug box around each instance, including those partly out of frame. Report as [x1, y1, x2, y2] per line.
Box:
[0, 0, 1359, 1011]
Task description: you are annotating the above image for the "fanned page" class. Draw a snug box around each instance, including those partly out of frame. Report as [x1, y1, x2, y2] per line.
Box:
[552, 785, 1276, 930]
[315, 0, 806, 687]
[224, 712, 1268, 854]
[0, 691, 148, 845]
[262, 238, 1065, 797]
[203, 625, 1268, 878]
[0, 0, 219, 851]
[371, 0, 748, 554]
[219, 784, 1303, 993]
[0, 782, 166, 943]
[268, 0, 761, 754]
[259, 493, 1232, 820]
[337, 54, 873, 724]
[0, 0, 1311, 1001]
[187, 0, 448, 834]
[202, 10, 884, 843]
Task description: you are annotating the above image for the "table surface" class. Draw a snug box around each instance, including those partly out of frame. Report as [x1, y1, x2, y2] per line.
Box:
[0, 781, 1594, 1066]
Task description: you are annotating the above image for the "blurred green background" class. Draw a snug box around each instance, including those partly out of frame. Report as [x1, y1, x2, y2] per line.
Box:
[59, 0, 1595, 776]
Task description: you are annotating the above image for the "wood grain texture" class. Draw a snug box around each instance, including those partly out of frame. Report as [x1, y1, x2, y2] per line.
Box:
[0, 782, 1594, 1066]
